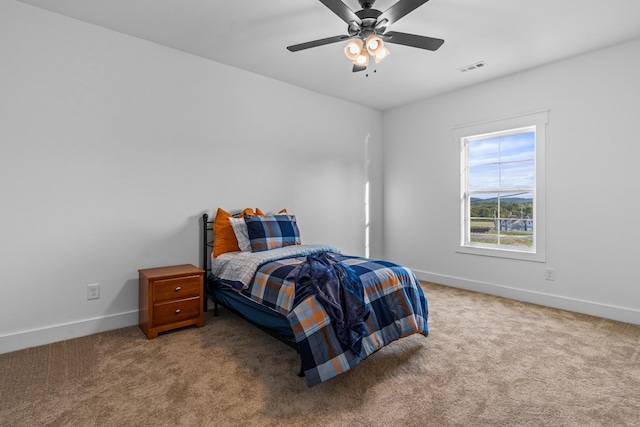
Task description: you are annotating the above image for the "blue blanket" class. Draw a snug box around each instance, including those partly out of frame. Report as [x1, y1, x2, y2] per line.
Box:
[288, 252, 370, 356]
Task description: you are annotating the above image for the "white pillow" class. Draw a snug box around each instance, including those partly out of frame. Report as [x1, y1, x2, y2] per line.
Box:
[228, 216, 251, 252]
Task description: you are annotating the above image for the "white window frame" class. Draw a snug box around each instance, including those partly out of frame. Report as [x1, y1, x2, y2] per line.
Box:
[453, 110, 548, 262]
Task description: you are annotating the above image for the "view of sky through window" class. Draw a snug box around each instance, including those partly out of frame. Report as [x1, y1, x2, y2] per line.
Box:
[468, 131, 535, 197]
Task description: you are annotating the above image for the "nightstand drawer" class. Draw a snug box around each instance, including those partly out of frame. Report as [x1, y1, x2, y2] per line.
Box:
[153, 275, 201, 302]
[152, 296, 201, 327]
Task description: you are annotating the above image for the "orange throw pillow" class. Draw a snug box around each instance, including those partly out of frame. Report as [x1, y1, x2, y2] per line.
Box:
[212, 207, 254, 257]
[255, 208, 287, 215]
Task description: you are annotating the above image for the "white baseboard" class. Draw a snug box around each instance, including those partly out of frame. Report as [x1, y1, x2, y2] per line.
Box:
[413, 269, 640, 326]
[0, 310, 139, 355]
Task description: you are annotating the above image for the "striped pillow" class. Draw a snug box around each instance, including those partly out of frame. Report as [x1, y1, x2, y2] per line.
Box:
[245, 214, 301, 252]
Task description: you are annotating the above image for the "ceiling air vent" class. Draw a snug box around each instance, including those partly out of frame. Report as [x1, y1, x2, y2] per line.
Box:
[458, 61, 486, 73]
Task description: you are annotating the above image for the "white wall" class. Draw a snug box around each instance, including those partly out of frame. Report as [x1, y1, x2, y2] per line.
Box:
[383, 38, 640, 325]
[0, 1, 383, 353]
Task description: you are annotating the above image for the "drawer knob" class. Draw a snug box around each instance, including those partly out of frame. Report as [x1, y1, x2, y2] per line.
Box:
[175, 286, 181, 292]
[175, 309, 181, 314]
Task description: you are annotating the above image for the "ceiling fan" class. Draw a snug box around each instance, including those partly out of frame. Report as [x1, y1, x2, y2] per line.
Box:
[287, 0, 444, 72]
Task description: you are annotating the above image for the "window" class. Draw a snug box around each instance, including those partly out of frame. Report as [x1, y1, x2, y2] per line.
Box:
[453, 110, 548, 262]
[466, 128, 535, 249]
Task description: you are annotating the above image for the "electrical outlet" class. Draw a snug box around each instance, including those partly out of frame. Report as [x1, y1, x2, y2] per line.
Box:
[87, 283, 100, 300]
[545, 268, 555, 281]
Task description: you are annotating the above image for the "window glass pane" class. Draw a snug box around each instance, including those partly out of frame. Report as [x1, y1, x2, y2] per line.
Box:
[469, 193, 498, 244]
[470, 193, 499, 219]
[468, 137, 499, 166]
[494, 192, 534, 249]
[500, 132, 535, 162]
[499, 192, 533, 219]
[500, 160, 535, 188]
[469, 222, 498, 244]
[469, 164, 499, 190]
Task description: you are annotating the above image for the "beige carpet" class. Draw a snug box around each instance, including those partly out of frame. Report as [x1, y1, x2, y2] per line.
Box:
[1, 282, 639, 427]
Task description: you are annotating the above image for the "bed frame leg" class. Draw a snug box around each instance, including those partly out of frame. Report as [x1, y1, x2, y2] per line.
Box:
[298, 361, 305, 377]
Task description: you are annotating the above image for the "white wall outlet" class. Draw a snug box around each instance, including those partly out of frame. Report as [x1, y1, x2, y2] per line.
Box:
[87, 283, 100, 300]
[545, 268, 555, 281]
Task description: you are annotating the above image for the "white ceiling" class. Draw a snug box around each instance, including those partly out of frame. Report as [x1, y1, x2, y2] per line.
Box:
[17, 0, 640, 111]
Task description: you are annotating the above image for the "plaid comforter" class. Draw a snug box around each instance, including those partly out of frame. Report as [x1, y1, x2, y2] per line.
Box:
[211, 245, 428, 386]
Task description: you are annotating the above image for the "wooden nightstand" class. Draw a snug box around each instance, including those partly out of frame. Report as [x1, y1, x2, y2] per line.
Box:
[138, 264, 205, 339]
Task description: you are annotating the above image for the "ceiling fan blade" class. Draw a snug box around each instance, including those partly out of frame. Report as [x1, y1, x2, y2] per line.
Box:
[384, 31, 444, 51]
[319, 0, 362, 26]
[377, 0, 430, 27]
[353, 63, 367, 72]
[287, 35, 351, 52]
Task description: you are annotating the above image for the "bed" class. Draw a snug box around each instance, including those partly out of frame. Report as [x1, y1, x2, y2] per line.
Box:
[201, 209, 428, 386]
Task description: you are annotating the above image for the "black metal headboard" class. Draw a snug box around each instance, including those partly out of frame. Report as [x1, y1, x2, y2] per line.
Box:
[201, 213, 215, 313]
[201, 212, 214, 275]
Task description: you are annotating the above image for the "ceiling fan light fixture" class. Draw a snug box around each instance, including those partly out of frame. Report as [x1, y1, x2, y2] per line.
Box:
[366, 35, 384, 56]
[374, 46, 390, 63]
[344, 39, 364, 61]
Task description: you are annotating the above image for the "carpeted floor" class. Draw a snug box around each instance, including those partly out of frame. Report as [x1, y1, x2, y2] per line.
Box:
[1, 282, 639, 427]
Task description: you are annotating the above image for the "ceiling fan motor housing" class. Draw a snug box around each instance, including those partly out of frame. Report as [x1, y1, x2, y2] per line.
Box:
[350, 8, 383, 38]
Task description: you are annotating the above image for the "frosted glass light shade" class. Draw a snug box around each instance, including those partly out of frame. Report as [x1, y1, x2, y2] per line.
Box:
[366, 35, 384, 56]
[374, 46, 390, 63]
[344, 39, 364, 61]
[355, 46, 369, 66]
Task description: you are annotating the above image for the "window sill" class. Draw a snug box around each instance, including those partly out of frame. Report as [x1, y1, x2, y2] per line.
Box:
[457, 245, 546, 263]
